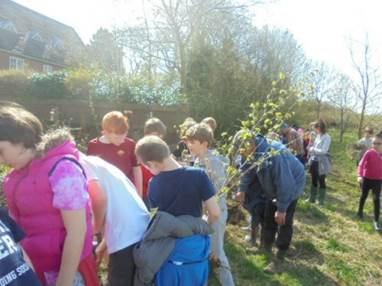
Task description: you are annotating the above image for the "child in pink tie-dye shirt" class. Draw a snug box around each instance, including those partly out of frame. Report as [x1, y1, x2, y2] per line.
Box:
[0, 103, 99, 286]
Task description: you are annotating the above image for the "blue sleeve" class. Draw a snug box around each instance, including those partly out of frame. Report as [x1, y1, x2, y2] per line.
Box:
[239, 162, 256, 194]
[198, 170, 216, 201]
[271, 156, 295, 212]
[148, 179, 159, 208]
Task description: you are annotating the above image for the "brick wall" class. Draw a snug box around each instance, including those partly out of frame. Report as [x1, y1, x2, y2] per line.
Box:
[0, 51, 63, 72]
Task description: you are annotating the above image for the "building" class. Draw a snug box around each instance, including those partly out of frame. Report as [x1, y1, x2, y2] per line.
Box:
[0, 0, 84, 72]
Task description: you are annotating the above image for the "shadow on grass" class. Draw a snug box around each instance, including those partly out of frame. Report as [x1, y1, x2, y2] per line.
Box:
[282, 262, 340, 286]
[326, 194, 365, 222]
[224, 240, 282, 286]
[290, 240, 325, 265]
[213, 238, 337, 286]
[296, 200, 329, 225]
[325, 194, 380, 236]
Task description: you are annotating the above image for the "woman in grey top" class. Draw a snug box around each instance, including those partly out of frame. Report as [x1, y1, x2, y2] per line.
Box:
[308, 119, 332, 205]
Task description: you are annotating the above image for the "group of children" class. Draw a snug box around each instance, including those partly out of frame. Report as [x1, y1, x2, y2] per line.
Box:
[0, 102, 236, 286]
[1, 100, 380, 286]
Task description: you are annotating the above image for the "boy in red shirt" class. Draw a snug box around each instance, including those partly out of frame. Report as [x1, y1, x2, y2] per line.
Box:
[141, 117, 167, 209]
[357, 131, 382, 231]
[87, 111, 143, 196]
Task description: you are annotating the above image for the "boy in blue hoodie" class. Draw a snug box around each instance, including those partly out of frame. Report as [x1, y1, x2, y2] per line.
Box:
[237, 135, 305, 266]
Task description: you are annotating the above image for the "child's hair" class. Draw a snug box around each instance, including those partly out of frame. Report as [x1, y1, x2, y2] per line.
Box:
[312, 119, 327, 134]
[179, 117, 196, 138]
[135, 135, 170, 164]
[102, 111, 129, 134]
[364, 126, 374, 135]
[0, 104, 43, 149]
[375, 131, 382, 140]
[185, 123, 214, 147]
[144, 117, 167, 136]
[201, 117, 217, 131]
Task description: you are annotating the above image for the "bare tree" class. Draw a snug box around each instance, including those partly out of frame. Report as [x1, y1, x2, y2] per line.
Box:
[327, 71, 357, 142]
[349, 35, 382, 138]
[306, 62, 337, 119]
[117, 0, 272, 93]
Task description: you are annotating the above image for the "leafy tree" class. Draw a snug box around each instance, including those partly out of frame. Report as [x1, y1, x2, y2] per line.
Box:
[113, 0, 310, 132]
[87, 28, 125, 74]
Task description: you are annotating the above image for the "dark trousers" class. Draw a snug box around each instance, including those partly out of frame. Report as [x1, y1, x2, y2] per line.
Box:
[310, 160, 326, 188]
[296, 154, 305, 165]
[251, 202, 266, 230]
[359, 178, 382, 222]
[108, 244, 136, 286]
[261, 199, 298, 251]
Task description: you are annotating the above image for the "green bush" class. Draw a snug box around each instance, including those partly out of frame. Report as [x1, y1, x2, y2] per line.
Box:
[29, 71, 69, 98]
[0, 70, 29, 97]
[0, 68, 182, 105]
[127, 75, 181, 105]
[64, 68, 92, 98]
[89, 70, 132, 101]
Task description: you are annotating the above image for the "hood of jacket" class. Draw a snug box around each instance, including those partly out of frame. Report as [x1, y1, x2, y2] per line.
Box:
[34, 128, 78, 159]
[144, 211, 212, 241]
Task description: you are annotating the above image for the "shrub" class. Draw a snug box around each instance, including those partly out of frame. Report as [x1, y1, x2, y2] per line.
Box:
[29, 71, 69, 98]
[0, 70, 29, 97]
[64, 68, 92, 98]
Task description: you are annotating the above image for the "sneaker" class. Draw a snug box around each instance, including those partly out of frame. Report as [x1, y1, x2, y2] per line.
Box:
[374, 221, 381, 231]
[357, 211, 363, 219]
[244, 234, 256, 246]
[305, 198, 317, 204]
[241, 225, 251, 231]
[245, 227, 259, 246]
[259, 244, 272, 255]
[276, 250, 287, 261]
[264, 259, 284, 274]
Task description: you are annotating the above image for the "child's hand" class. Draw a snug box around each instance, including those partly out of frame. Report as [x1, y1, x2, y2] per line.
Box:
[275, 211, 286, 225]
[357, 177, 363, 184]
[236, 191, 245, 204]
[95, 241, 108, 266]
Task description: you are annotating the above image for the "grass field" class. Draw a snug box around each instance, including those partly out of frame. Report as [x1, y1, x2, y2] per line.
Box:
[216, 130, 382, 286]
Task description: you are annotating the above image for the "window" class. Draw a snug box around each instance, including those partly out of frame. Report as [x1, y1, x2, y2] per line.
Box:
[28, 31, 43, 42]
[43, 64, 53, 73]
[0, 20, 17, 33]
[9, 56, 25, 70]
[52, 36, 64, 49]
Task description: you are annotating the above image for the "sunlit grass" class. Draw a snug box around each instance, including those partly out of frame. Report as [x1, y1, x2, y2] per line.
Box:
[219, 129, 382, 285]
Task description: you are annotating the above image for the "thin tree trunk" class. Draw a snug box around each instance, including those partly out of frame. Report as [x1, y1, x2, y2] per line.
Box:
[339, 108, 345, 142]
[358, 97, 367, 138]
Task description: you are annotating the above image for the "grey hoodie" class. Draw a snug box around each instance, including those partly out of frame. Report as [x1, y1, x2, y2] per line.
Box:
[133, 211, 212, 286]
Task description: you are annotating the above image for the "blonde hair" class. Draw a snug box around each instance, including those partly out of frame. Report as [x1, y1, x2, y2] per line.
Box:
[179, 117, 196, 138]
[102, 111, 129, 134]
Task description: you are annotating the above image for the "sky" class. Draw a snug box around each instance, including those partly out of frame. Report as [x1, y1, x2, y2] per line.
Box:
[11, 0, 382, 78]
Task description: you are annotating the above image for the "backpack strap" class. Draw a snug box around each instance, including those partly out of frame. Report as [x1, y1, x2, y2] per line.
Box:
[48, 157, 87, 179]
